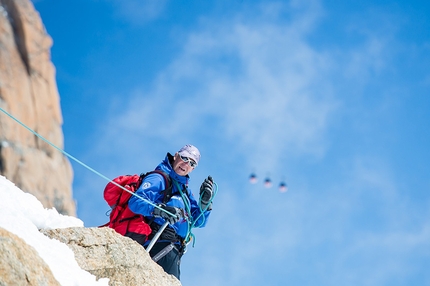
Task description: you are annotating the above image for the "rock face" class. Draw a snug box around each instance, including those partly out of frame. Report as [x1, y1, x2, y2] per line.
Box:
[0, 0, 75, 215]
[0, 227, 60, 286]
[42, 227, 182, 286]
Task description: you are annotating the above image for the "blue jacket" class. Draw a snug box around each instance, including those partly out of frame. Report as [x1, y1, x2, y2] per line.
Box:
[128, 153, 211, 240]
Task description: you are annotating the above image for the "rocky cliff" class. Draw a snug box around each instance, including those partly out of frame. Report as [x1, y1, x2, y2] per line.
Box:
[42, 227, 182, 286]
[0, 226, 181, 286]
[0, 0, 75, 215]
[0, 227, 61, 286]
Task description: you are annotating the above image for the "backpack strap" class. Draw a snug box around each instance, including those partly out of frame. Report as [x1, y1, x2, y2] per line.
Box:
[157, 171, 191, 203]
[142, 170, 173, 204]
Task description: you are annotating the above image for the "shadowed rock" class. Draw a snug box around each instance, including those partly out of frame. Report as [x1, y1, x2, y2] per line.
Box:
[41, 227, 182, 286]
[0, 227, 60, 286]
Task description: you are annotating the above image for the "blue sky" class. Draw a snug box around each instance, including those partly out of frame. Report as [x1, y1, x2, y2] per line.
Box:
[32, 1, 430, 285]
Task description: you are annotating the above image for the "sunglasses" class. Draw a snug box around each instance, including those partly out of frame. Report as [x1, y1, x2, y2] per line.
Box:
[179, 155, 197, 168]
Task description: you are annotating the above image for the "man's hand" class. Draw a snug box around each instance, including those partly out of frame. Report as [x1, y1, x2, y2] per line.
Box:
[153, 204, 183, 225]
[199, 176, 214, 210]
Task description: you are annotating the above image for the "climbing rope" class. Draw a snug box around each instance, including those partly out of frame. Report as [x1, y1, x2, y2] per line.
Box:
[174, 180, 218, 248]
[0, 106, 178, 216]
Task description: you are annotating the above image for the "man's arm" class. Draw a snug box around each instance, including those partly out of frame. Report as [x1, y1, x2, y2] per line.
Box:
[128, 173, 166, 216]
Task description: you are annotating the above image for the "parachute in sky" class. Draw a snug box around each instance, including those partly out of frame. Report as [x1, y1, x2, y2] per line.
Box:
[264, 177, 272, 188]
[279, 182, 288, 192]
[249, 173, 257, 184]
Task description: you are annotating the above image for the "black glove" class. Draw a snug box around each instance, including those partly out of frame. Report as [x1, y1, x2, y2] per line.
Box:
[153, 204, 183, 225]
[199, 176, 214, 210]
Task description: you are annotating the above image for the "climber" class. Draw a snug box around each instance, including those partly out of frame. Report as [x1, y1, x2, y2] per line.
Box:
[127, 144, 215, 280]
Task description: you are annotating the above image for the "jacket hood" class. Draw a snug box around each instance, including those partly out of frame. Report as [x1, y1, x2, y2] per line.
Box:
[155, 153, 189, 186]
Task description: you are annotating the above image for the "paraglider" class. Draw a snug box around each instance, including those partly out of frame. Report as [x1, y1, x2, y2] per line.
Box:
[248, 171, 288, 193]
[264, 177, 272, 188]
[249, 173, 257, 184]
[279, 182, 288, 193]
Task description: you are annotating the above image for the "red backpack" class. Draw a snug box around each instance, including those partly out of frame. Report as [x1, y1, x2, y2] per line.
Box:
[101, 170, 172, 237]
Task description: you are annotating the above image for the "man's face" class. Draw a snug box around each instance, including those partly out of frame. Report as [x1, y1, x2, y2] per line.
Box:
[172, 153, 196, 176]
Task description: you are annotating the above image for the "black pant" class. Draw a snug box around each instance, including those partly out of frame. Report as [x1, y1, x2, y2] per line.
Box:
[148, 242, 182, 280]
[126, 231, 182, 280]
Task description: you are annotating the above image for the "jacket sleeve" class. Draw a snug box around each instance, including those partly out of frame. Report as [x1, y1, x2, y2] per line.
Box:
[189, 190, 211, 228]
[128, 173, 166, 216]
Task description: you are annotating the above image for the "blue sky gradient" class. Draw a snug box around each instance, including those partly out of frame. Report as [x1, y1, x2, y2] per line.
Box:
[32, 1, 430, 285]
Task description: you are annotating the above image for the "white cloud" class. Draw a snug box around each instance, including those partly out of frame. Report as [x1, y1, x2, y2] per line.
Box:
[79, 0, 404, 222]
[93, 1, 340, 176]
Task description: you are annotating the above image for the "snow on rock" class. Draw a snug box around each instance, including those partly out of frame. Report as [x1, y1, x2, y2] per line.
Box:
[0, 176, 108, 286]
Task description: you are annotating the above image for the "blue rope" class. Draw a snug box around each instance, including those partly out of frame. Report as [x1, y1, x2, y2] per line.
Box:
[174, 181, 194, 243]
[0, 106, 176, 215]
[193, 182, 219, 228]
[174, 180, 218, 248]
[189, 182, 218, 247]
